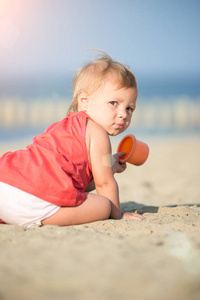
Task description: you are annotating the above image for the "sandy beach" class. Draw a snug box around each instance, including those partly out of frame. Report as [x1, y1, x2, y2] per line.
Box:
[0, 134, 200, 300]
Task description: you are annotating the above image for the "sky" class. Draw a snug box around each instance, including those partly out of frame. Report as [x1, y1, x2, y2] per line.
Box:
[0, 0, 200, 95]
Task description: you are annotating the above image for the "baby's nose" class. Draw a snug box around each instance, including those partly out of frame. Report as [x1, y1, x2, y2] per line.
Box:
[118, 109, 127, 119]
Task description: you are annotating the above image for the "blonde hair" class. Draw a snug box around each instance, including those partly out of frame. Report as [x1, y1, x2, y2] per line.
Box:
[67, 50, 137, 113]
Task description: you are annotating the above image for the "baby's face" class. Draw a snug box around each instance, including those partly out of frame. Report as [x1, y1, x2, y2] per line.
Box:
[85, 79, 137, 136]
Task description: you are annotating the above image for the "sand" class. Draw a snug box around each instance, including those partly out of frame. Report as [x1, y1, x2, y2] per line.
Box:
[0, 134, 200, 300]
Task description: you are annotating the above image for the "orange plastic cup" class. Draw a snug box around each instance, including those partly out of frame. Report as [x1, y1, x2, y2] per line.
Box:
[117, 134, 149, 166]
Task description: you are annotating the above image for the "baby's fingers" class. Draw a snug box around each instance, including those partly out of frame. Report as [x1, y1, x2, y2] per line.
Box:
[117, 152, 127, 158]
[122, 212, 144, 221]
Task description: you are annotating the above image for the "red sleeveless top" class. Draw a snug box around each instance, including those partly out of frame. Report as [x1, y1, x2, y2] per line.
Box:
[0, 111, 93, 207]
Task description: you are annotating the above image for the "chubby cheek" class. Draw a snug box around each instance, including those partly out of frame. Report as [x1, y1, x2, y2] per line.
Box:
[125, 118, 131, 129]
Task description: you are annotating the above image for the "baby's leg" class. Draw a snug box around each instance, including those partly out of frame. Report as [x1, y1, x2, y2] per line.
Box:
[42, 193, 111, 226]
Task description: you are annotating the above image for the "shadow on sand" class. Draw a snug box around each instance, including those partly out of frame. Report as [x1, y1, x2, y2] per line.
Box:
[121, 201, 200, 215]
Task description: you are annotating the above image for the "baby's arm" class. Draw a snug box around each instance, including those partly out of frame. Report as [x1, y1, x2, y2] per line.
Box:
[88, 121, 122, 219]
[85, 152, 127, 192]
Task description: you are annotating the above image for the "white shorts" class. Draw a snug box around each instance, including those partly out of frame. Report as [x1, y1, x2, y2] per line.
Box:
[0, 182, 60, 227]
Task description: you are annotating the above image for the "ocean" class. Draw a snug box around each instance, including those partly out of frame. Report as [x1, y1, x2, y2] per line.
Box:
[0, 73, 200, 141]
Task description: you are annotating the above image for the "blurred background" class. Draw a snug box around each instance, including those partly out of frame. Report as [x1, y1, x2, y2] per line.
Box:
[0, 0, 200, 143]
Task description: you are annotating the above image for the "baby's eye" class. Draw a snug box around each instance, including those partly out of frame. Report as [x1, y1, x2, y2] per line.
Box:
[127, 107, 135, 112]
[110, 101, 118, 106]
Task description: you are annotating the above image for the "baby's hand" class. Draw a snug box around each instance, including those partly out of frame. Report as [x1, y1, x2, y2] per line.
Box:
[122, 212, 144, 221]
[112, 152, 127, 174]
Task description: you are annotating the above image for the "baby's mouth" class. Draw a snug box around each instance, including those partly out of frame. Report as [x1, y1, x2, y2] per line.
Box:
[115, 123, 124, 129]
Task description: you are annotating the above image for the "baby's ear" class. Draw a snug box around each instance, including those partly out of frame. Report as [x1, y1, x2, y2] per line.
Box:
[78, 91, 89, 111]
